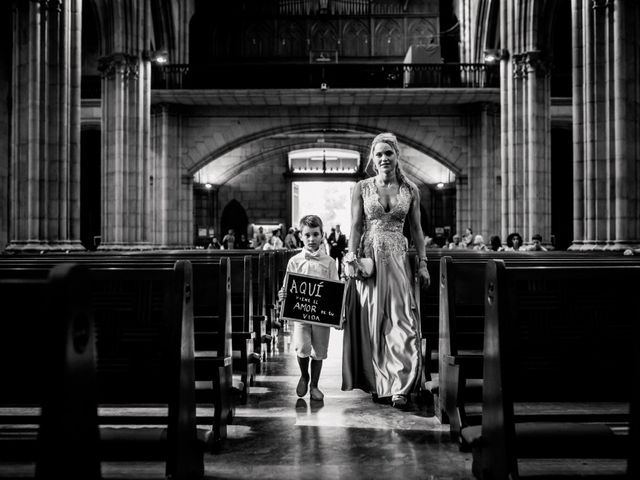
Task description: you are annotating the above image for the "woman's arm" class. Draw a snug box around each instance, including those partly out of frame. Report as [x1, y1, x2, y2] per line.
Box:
[408, 187, 425, 258]
[408, 186, 430, 288]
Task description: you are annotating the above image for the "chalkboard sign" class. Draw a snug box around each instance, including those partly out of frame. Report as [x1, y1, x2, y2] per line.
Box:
[280, 272, 346, 328]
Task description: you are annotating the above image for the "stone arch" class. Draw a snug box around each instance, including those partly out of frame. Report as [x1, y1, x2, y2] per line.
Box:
[213, 141, 368, 187]
[483, 0, 500, 53]
[82, 0, 103, 98]
[220, 199, 249, 248]
[190, 122, 461, 176]
[150, 0, 173, 54]
[83, 0, 104, 54]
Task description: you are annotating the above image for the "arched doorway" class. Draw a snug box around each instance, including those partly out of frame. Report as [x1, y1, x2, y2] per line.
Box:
[80, 129, 101, 250]
[220, 199, 249, 248]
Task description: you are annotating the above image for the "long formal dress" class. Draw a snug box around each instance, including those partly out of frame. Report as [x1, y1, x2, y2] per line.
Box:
[342, 177, 422, 398]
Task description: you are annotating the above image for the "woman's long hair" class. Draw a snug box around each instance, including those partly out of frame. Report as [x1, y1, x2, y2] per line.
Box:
[365, 132, 418, 194]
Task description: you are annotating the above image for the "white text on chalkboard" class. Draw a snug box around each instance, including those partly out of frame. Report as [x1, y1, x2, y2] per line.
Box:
[289, 279, 325, 297]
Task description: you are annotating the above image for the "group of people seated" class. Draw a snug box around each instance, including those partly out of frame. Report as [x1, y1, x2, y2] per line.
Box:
[206, 224, 350, 257]
[426, 228, 549, 252]
[206, 229, 251, 249]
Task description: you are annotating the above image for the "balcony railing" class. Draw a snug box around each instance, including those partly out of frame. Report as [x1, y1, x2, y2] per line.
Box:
[152, 63, 498, 90]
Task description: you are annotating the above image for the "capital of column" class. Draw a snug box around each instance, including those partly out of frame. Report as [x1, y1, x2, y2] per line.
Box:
[512, 50, 551, 78]
[98, 53, 141, 79]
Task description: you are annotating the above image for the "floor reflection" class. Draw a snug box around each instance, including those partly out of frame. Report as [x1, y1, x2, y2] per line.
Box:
[205, 329, 474, 480]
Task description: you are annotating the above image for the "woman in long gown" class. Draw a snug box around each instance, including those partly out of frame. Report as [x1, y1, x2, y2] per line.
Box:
[342, 132, 430, 408]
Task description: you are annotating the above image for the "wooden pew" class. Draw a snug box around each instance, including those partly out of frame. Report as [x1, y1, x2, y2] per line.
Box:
[438, 253, 640, 442]
[170, 250, 270, 361]
[0, 263, 100, 479]
[227, 255, 257, 402]
[92, 260, 212, 479]
[438, 255, 485, 431]
[410, 249, 636, 375]
[461, 260, 638, 479]
[270, 249, 301, 334]
[0, 257, 233, 451]
[0, 254, 235, 443]
[167, 251, 263, 402]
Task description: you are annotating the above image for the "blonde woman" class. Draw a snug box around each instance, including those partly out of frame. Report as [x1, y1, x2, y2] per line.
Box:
[342, 132, 430, 409]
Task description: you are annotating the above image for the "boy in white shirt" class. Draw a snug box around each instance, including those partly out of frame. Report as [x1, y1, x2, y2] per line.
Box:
[278, 215, 339, 401]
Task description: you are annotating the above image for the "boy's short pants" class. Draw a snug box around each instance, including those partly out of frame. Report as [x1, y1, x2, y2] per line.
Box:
[292, 321, 330, 360]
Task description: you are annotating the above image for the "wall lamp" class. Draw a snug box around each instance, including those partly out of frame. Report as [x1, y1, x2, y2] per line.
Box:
[150, 50, 169, 64]
[483, 49, 509, 64]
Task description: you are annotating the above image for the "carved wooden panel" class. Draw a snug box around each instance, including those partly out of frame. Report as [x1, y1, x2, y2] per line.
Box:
[373, 19, 403, 56]
[278, 21, 308, 57]
[310, 21, 338, 51]
[341, 19, 369, 57]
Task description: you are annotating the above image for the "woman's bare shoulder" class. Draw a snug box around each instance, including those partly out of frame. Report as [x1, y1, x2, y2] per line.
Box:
[353, 179, 365, 194]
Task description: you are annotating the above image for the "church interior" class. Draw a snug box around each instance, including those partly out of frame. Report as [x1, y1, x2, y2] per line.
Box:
[0, 1, 638, 479]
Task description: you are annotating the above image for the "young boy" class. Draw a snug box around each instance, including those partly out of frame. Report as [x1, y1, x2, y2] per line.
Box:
[278, 215, 339, 401]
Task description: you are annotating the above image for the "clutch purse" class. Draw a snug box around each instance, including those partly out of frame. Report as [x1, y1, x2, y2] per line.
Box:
[343, 251, 375, 278]
[356, 257, 375, 278]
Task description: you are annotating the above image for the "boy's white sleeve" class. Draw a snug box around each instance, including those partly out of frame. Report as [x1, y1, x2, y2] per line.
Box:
[328, 259, 339, 281]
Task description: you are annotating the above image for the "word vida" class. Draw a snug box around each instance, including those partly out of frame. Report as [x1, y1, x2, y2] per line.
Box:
[288, 279, 325, 297]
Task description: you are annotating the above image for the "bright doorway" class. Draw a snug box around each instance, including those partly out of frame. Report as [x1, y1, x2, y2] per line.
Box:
[292, 181, 355, 235]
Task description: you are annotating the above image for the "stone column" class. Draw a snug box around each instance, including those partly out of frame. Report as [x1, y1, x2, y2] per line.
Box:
[612, 0, 640, 249]
[500, 0, 552, 246]
[7, 0, 83, 252]
[460, 103, 501, 240]
[571, 0, 640, 250]
[150, 104, 193, 248]
[98, 52, 152, 249]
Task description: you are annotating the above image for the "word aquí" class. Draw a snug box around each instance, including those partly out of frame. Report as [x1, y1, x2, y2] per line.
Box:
[288, 279, 325, 297]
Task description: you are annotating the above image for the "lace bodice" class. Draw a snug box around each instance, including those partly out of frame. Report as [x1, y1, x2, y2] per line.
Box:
[360, 177, 413, 260]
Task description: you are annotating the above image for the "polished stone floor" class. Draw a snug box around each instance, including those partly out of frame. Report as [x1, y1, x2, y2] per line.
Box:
[1, 326, 629, 479]
[195, 328, 473, 480]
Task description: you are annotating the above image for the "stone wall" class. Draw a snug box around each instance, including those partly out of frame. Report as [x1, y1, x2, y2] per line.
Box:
[218, 161, 289, 227]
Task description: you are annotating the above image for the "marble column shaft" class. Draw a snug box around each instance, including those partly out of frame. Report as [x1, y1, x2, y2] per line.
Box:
[150, 104, 193, 248]
[500, 0, 552, 245]
[572, 0, 640, 250]
[8, 0, 83, 251]
[99, 53, 151, 249]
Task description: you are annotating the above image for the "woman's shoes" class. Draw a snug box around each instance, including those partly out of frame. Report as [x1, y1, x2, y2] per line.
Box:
[391, 394, 408, 408]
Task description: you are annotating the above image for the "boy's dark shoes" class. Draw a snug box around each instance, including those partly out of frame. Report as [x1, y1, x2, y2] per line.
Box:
[310, 386, 324, 401]
[296, 376, 309, 397]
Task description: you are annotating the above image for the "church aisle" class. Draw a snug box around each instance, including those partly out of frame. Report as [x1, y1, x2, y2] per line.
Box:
[204, 327, 473, 480]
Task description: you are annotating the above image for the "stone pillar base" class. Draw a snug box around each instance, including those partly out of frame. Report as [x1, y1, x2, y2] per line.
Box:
[97, 243, 156, 251]
[568, 242, 640, 251]
[4, 240, 86, 253]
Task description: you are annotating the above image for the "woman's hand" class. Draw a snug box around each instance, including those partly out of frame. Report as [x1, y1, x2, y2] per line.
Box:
[418, 265, 430, 289]
[343, 252, 357, 264]
[278, 287, 286, 302]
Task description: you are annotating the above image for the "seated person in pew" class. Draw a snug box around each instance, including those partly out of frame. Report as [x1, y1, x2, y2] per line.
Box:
[523, 233, 548, 251]
[278, 215, 339, 402]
